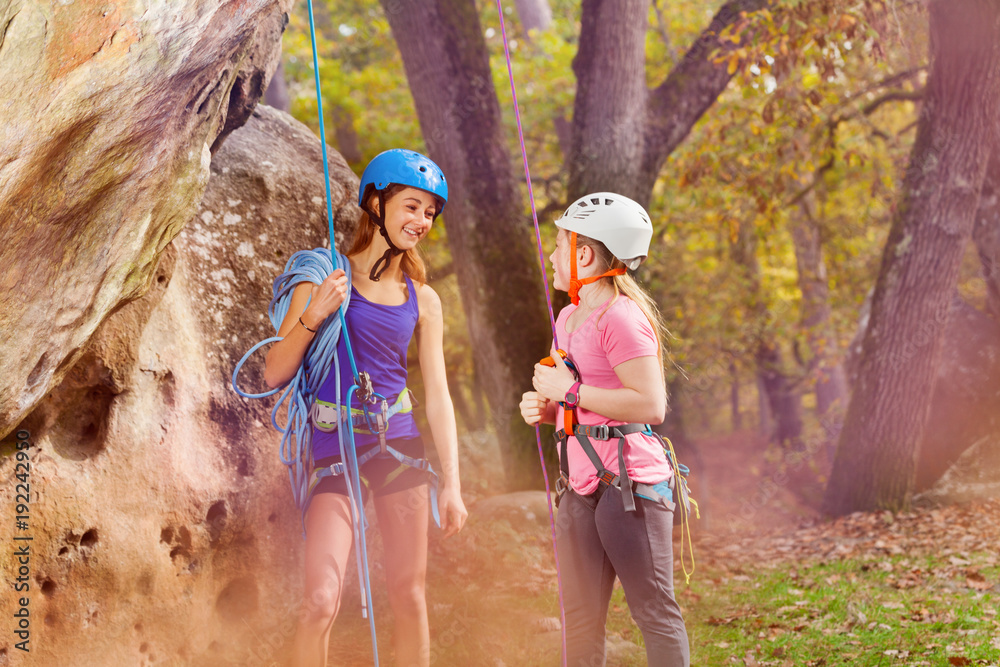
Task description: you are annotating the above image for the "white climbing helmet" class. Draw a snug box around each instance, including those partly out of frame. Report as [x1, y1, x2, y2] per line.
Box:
[555, 192, 653, 270]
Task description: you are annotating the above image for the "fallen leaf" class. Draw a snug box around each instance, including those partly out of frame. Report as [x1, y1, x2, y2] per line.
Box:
[965, 570, 993, 591]
[706, 615, 737, 626]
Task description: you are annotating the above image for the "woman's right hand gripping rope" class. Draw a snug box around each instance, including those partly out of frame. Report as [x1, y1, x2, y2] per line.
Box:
[302, 268, 349, 328]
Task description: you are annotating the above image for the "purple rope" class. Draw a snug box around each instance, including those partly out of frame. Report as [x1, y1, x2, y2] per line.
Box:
[494, 2, 559, 349]
[494, 3, 567, 664]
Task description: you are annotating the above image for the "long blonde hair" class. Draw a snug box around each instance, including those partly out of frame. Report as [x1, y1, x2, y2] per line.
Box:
[348, 184, 429, 284]
[575, 234, 669, 372]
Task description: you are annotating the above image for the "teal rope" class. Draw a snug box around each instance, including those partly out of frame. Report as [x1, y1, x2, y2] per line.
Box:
[305, 0, 379, 662]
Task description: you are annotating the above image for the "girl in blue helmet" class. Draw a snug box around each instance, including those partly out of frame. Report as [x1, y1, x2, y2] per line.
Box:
[264, 149, 467, 667]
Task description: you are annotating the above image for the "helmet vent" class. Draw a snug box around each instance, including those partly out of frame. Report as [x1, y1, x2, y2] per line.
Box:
[419, 166, 427, 172]
[591, 197, 600, 205]
[605, 198, 614, 206]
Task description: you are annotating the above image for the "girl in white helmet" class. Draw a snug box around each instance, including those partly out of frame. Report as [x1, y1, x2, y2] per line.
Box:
[520, 192, 690, 666]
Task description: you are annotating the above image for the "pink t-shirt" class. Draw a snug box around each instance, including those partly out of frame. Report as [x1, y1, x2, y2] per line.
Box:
[554, 295, 673, 496]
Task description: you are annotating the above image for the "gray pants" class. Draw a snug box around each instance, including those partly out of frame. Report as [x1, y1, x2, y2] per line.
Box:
[557, 485, 690, 667]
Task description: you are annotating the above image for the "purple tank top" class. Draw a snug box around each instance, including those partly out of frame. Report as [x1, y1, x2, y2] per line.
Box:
[312, 274, 421, 459]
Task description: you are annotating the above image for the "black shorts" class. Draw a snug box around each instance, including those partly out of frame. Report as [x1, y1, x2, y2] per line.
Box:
[312, 437, 427, 503]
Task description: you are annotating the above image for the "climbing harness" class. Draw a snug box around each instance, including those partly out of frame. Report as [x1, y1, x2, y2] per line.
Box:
[546, 349, 701, 583]
[308, 388, 442, 528]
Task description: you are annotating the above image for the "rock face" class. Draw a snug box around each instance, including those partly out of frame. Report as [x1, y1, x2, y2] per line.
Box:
[916, 298, 1000, 493]
[916, 435, 1000, 506]
[0, 0, 293, 439]
[0, 105, 360, 665]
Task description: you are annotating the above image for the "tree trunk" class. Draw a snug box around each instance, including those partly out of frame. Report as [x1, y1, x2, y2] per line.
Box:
[845, 292, 1000, 492]
[732, 218, 804, 448]
[974, 153, 1000, 321]
[790, 190, 848, 445]
[730, 360, 742, 430]
[756, 342, 804, 449]
[514, 0, 552, 35]
[381, 0, 553, 489]
[823, 0, 1000, 516]
[567, 0, 650, 202]
[264, 60, 290, 112]
[916, 296, 1000, 490]
[331, 106, 362, 165]
[568, 0, 768, 207]
[756, 374, 773, 437]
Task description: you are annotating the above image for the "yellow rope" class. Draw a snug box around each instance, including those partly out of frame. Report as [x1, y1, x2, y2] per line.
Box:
[663, 436, 698, 585]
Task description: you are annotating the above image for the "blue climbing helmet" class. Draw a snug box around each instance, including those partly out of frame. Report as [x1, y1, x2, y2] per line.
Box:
[358, 149, 448, 213]
[357, 149, 448, 281]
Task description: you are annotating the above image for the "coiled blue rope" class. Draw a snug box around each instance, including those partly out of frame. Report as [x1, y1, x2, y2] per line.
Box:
[231, 248, 351, 509]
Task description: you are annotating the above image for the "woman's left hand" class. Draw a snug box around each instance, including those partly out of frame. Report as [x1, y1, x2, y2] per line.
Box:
[532, 353, 576, 404]
[438, 484, 468, 538]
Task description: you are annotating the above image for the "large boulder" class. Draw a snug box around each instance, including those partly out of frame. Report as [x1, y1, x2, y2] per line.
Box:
[0, 0, 292, 438]
[916, 298, 1000, 491]
[915, 435, 1000, 506]
[0, 104, 359, 665]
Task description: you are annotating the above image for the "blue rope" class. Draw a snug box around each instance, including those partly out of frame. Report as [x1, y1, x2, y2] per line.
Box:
[229, 246, 381, 644]
[303, 0, 379, 659]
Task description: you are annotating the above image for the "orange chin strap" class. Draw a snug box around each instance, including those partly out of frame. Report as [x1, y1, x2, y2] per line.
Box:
[568, 232, 626, 305]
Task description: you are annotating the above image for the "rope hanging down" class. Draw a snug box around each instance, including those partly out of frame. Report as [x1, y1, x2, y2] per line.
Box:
[493, 3, 568, 664]
[231, 1, 382, 662]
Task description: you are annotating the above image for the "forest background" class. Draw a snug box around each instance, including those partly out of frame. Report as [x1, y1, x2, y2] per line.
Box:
[272, 0, 999, 516]
[2, 0, 1000, 664]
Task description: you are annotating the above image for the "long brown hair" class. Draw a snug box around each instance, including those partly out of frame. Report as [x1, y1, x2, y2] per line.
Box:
[348, 184, 429, 284]
[575, 234, 670, 375]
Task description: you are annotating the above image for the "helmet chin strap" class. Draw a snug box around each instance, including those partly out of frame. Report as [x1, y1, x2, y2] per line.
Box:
[364, 189, 403, 282]
[568, 232, 625, 306]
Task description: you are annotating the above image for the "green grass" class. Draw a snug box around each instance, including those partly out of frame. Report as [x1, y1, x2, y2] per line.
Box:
[679, 553, 1000, 666]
